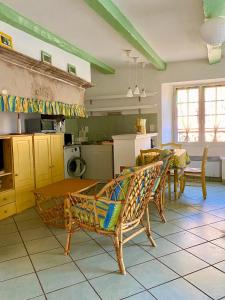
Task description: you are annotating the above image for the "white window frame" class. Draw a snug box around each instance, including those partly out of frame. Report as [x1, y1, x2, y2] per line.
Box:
[173, 82, 225, 145]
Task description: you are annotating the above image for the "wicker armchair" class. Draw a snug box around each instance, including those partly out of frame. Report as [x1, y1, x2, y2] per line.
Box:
[139, 149, 173, 222]
[64, 161, 162, 275]
[149, 154, 173, 222]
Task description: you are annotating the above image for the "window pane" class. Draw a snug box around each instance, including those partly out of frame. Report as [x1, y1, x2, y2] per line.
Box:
[217, 86, 225, 100]
[216, 100, 225, 114]
[217, 115, 225, 129]
[177, 89, 187, 103]
[178, 117, 188, 129]
[216, 132, 225, 142]
[205, 101, 216, 115]
[188, 89, 198, 102]
[188, 102, 198, 115]
[188, 132, 199, 142]
[205, 87, 216, 101]
[177, 103, 188, 116]
[178, 131, 185, 142]
[205, 131, 215, 142]
[205, 115, 216, 129]
[189, 116, 199, 129]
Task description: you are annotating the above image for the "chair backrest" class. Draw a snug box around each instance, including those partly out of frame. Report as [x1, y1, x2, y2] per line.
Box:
[140, 148, 161, 165]
[201, 147, 208, 176]
[97, 161, 162, 231]
[153, 153, 173, 194]
[161, 142, 182, 149]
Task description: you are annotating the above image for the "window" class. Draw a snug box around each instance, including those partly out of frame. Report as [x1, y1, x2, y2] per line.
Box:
[204, 86, 225, 142]
[176, 88, 199, 142]
[175, 84, 225, 143]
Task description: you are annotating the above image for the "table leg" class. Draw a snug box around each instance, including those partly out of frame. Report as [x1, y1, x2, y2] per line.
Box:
[174, 169, 178, 200]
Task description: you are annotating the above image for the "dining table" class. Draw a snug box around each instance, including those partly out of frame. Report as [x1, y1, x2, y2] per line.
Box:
[136, 148, 190, 201]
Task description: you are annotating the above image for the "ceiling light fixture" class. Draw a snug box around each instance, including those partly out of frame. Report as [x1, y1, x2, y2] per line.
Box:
[200, 17, 225, 45]
[124, 50, 134, 98]
[133, 56, 140, 95]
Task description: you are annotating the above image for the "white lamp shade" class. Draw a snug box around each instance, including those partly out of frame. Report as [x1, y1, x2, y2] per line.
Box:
[126, 87, 133, 97]
[140, 88, 146, 98]
[200, 17, 225, 45]
[133, 85, 140, 95]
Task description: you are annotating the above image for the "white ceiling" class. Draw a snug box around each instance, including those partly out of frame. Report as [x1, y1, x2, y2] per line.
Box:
[2, 0, 223, 68]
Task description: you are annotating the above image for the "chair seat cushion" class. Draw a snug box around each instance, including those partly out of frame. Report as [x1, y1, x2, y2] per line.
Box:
[184, 167, 201, 173]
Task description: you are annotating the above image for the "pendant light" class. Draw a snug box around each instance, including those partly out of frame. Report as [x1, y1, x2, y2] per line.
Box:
[200, 17, 225, 45]
[140, 62, 147, 98]
[124, 50, 133, 98]
[133, 56, 140, 95]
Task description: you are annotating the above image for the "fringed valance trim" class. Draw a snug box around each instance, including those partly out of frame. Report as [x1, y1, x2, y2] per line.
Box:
[0, 94, 87, 118]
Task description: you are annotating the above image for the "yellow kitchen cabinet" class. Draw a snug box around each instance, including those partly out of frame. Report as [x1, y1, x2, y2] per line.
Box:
[12, 135, 35, 212]
[33, 135, 52, 188]
[50, 134, 64, 183]
[33, 134, 64, 187]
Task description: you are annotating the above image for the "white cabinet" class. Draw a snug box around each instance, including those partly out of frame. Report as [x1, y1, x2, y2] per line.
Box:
[81, 144, 113, 180]
[112, 133, 158, 175]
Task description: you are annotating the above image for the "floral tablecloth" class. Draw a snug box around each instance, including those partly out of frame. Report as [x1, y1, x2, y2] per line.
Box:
[136, 149, 190, 169]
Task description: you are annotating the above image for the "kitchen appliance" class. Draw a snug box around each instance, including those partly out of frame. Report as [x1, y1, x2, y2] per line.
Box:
[64, 145, 86, 178]
[64, 133, 75, 146]
[25, 118, 57, 133]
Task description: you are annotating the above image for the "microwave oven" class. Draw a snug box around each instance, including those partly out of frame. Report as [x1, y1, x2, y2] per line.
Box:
[25, 118, 57, 133]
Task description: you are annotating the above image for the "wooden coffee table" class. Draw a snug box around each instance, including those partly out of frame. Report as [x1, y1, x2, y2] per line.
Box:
[34, 178, 99, 228]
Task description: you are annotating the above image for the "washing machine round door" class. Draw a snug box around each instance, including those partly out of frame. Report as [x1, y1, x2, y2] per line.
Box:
[67, 157, 86, 177]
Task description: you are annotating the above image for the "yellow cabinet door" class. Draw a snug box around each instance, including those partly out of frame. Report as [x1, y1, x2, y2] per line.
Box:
[33, 135, 52, 188]
[13, 136, 35, 212]
[50, 134, 64, 183]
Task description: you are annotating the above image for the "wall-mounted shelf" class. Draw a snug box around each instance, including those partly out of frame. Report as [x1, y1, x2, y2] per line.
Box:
[86, 92, 158, 102]
[0, 46, 93, 89]
[86, 104, 157, 113]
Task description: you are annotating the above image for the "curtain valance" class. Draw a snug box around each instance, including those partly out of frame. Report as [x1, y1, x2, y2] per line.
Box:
[0, 94, 87, 117]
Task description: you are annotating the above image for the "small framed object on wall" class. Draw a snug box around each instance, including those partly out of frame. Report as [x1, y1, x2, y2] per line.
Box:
[0, 32, 13, 49]
[67, 64, 76, 75]
[41, 51, 52, 64]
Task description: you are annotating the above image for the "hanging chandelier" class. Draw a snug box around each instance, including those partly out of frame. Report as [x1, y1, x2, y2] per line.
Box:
[124, 50, 147, 98]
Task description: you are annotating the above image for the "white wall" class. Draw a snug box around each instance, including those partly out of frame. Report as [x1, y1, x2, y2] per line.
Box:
[86, 57, 225, 177]
[86, 57, 225, 155]
[0, 112, 40, 134]
[0, 21, 91, 82]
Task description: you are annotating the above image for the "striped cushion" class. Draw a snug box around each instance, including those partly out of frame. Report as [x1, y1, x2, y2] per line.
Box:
[152, 154, 171, 193]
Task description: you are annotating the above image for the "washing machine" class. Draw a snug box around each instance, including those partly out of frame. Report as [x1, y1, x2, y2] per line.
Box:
[64, 145, 86, 178]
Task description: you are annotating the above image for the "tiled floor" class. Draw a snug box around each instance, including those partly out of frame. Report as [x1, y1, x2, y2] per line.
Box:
[0, 183, 225, 300]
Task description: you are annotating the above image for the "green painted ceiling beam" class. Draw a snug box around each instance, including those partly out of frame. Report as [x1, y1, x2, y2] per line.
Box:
[203, 0, 225, 64]
[0, 3, 115, 74]
[84, 0, 166, 71]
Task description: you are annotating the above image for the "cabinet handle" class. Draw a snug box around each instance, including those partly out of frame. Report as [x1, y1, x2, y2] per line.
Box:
[15, 173, 18, 176]
[3, 198, 7, 201]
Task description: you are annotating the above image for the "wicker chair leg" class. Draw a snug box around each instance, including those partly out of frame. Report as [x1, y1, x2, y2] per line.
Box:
[167, 173, 171, 201]
[145, 206, 156, 247]
[114, 235, 126, 275]
[64, 231, 73, 255]
[202, 178, 207, 199]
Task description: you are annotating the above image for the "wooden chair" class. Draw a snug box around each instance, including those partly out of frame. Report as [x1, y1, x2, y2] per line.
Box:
[64, 161, 162, 275]
[140, 148, 161, 165]
[180, 147, 208, 199]
[161, 143, 182, 149]
[139, 149, 173, 222]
